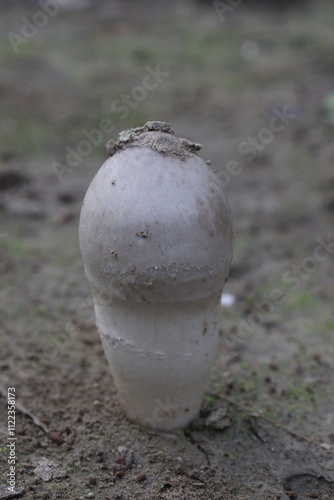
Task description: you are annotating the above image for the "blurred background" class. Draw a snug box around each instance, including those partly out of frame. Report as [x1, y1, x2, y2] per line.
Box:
[1, 1, 334, 499]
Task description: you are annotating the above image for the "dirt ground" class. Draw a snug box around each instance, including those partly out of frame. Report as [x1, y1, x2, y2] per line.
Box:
[1, 1, 334, 499]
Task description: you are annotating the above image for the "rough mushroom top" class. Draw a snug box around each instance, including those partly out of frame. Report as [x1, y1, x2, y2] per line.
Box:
[106, 121, 202, 160]
[80, 122, 233, 303]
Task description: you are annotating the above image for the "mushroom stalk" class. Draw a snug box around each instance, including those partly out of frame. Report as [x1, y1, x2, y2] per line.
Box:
[79, 122, 233, 430]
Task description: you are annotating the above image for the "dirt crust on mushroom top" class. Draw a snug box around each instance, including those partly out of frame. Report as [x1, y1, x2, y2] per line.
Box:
[106, 121, 203, 160]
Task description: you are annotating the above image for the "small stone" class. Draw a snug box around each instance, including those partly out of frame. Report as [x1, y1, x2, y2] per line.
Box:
[320, 442, 332, 450]
[33, 457, 67, 481]
[67, 436, 75, 446]
[118, 446, 127, 454]
[134, 473, 147, 483]
[220, 293, 236, 307]
[49, 432, 64, 446]
[205, 406, 230, 430]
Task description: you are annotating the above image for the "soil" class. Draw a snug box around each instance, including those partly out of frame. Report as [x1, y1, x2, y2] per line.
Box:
[1, 1, 334, 499]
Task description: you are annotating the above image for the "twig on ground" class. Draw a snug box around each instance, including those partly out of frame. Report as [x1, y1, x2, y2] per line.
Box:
[0, 385, 49, 434]
[248, 416, 267, 443]
[209, 392, 332, 451]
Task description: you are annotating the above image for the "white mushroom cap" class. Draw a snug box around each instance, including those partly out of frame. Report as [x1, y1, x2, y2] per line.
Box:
[79, 123, 233, 304]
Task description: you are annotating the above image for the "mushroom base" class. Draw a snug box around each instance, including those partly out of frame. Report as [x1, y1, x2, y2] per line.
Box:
[94, 294, 221, 431]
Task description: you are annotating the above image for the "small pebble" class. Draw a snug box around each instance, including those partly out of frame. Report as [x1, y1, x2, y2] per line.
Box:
[118, 445, 128, 454]
[49, 432, 64, 445]
[220, 293, 236, 307]
[135, 473, 147, 483]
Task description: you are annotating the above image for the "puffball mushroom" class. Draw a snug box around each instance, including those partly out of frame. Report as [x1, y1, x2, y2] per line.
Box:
[79, 121, 233, 430]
